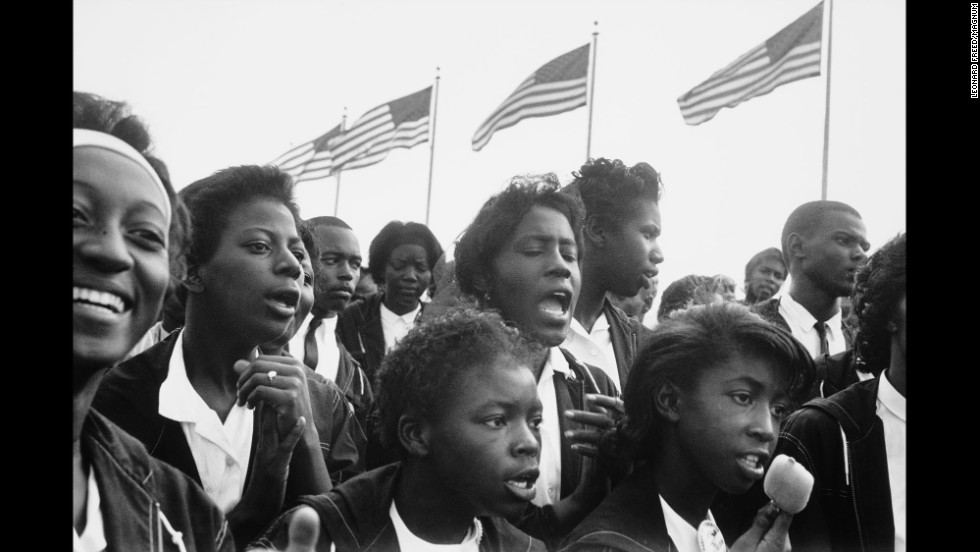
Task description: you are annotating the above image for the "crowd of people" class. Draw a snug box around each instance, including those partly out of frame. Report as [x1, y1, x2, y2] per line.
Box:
[74, 90, 905, 552]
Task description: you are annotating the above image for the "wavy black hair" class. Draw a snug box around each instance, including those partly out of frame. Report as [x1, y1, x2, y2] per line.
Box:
[621, 302, 815, 463]
[455, 173, 585, 303]
[852, 232, 906, 374]
[178, 165, 301, 270]
[562, 157, 663, 228]
[373, 308, 542, 458]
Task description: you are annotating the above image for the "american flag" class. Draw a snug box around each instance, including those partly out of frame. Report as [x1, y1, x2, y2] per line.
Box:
[472, 43, 590, 152]
[272, 86, 432, 183]
[677, 2, 823, 126]
[272, 124, 343, 185]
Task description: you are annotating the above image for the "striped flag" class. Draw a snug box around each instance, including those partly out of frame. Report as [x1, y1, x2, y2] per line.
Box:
[331, 86, 432, 173]
[272, 124, 343, 185]
[677, 2, 823, 126]
[272, 86, 431, 184]
[472, 43, 589, 152]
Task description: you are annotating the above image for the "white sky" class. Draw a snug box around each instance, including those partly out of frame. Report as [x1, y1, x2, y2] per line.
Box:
[74, 0, 905, 315]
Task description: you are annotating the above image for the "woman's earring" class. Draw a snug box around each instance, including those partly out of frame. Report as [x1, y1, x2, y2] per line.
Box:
[886, 321, 897, 332]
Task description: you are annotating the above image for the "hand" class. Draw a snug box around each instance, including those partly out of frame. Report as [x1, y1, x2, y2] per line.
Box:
[249, 402, 306, 486]
[563, 394, 624, 458]
[246, 506, 320, 552]
[235, 354, 315, 440]
[230, 404, 306, 546]
[730, 502, 793, 552]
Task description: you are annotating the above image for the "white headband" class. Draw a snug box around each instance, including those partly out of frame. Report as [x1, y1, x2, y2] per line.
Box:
[73, 128, 172, 223]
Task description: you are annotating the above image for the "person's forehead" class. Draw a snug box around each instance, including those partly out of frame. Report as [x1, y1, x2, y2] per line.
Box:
[621, 199, 661, 224]
[513, 205, 576, 239]
[389, 243, 429, 260]
[73, 146, 167, 212]
[815, 210, 866, 235]
[314, 225, 359, 248]
[755, 259, 785, 272]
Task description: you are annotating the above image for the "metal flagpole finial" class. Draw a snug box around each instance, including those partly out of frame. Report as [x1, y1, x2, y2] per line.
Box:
[593, 20, 598, 35]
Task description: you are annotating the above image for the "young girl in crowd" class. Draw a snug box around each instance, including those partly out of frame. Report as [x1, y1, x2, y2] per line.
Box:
[250, 309, 547, 551]
[336, 220, 443, 386]
[73, 90, 232, 551]
[93, 165, 362, 547]
[454, 174, 620, 547]
[557, 302, 815, 552]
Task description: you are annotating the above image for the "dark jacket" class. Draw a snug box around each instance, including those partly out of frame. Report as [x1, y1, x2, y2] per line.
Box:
[83, 408, 234, 552]
[513, 348, 620, 550]
[774, 376, 896, 552]
[337, 293, 425, 386]
[751, 296, 856, 351]
[249, 463, 546, 552]
[93, 330, 365, 493]
[328, 335, 375, 456]
[556, 465, 673, 552]
[601, 299, 654, 391]
[808, 348, 863, 401]
[333, 336, 374, 418]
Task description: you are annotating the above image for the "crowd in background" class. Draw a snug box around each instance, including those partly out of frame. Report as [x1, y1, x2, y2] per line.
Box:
[74, 90, 905, 552]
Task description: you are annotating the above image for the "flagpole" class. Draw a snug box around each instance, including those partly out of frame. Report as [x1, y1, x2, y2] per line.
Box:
[586, 21, 599, 162]
[820, 0, 833, 200]
[426, 68, 440, 226]
[334, 108, 347, 216]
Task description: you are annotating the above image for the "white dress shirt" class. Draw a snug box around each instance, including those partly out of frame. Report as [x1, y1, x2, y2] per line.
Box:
[562, 313, 620, 392]
[776, 292, 847, 358]
[158, 331, 254, 513]
[380, 302, 422, 353]
[877, 371, 906, 552]
[389, 499, 483, 551]
[73, 467, 107, 552]
[531, 347, 571, 507]
[288, 313, 340, 382]
[660, 495, 722, 552]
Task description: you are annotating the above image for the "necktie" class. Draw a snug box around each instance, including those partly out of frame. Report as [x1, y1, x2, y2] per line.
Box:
[814, 321, 829, 357]
[303, 316, 323, 370]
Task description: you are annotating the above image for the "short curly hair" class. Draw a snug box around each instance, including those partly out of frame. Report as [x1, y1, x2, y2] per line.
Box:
[455, 173, 585, 302]
[621, 302, 815, 463]
[562, 158, 663, 228]
[367, 221, 443, 285]
[373, 308, 543, 458]
[656, 274, 729, 322]
[178, 165, 301, 269]
[852, 232, 906, 374]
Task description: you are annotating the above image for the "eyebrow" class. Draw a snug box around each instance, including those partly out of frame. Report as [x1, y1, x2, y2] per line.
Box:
[320, 249, 361, 259]
[475, 397, 543, 411]
[516, 234, 578, 247]
[724, 376, 765, 392]
[640, 222, 661, 237]
[74, 181, 168, 219]
[834, 231, 871, 251]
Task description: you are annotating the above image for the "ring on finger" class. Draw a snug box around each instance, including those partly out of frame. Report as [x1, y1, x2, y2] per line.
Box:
[267, 370, 277, 384]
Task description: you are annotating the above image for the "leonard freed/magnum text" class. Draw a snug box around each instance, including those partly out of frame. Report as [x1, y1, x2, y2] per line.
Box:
[973, 3, 978, 97]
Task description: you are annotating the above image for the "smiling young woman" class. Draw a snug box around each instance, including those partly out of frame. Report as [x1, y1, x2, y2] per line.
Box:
[73, 90, 233, 552]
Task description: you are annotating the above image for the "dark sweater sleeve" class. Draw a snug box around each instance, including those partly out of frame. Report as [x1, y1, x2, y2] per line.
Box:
[774, 408, 837, 552]
[305, 371, 366, 486]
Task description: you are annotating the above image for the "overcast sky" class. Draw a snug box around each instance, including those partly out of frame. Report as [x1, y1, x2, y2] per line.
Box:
[74, 0, 906, 316]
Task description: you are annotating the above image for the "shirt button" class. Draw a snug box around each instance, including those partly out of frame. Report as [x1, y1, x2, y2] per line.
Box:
[226, 457, 235, 467]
